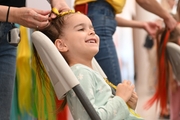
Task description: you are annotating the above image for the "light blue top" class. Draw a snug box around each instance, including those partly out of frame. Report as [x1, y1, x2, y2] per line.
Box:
[67, 64, 144, 120]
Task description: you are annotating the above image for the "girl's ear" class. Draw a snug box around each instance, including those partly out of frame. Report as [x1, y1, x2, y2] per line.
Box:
[55, 39, 68, 52]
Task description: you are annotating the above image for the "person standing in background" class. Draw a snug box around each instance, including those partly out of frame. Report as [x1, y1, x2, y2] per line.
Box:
[0, 0, 70, 119]
[143, 0, 176, 118]
[146, 21, 180, 120]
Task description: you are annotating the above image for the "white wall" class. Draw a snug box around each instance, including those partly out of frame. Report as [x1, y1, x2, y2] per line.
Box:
[113, 0, 136, 84]
[26, 0, 74, 10]
[26, 0, 50, 10]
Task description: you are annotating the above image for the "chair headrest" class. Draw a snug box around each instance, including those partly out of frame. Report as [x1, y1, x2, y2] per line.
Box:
[31, 31, 79, 99]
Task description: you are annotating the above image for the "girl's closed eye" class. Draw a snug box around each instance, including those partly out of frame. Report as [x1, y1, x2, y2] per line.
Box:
[78, 28, 85, 31]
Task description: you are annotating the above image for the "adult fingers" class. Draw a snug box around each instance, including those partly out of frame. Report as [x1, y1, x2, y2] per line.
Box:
[30, 10, 51, 29]
[35, 21, 50, 30]
[32, 12, 50, 22]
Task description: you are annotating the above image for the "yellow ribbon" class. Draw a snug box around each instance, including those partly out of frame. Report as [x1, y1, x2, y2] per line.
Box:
[51, 8, 76, 16]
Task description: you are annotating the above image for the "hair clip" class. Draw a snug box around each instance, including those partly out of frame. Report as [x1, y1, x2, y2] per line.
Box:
[52, 8, 77, 16]
[52, 8, 60, 15]
[59, 10, 76, 16]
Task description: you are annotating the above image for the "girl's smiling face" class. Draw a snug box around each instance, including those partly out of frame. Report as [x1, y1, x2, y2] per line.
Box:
[55, 13, 100, 59]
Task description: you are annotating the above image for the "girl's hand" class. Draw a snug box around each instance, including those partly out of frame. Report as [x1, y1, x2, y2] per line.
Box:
[116, 80, 134, 102]
[127, 91, 138, 110]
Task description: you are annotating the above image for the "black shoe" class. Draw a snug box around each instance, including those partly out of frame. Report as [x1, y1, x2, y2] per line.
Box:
[159, 114, 170, 120]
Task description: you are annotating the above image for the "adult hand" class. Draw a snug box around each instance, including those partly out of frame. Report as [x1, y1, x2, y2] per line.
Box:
[127, 91, 138, 110]
[49, 0, 71, 19]
[116, 80, 134, 102]
[164, 15, 177, 31]
[10, 7, 50, 29]
[143, 21, 160, 39]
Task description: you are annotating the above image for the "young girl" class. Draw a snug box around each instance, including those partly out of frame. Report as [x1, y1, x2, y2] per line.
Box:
[33, 10, 144, 120]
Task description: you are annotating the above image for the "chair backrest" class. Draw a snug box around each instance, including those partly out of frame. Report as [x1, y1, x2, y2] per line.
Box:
[31, 31, 79, 100]
[166, 42, 180, 81]
[92, 58, 107, 79]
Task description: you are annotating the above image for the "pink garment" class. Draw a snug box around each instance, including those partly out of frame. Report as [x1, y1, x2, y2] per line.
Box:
[170, 85, 180, 120]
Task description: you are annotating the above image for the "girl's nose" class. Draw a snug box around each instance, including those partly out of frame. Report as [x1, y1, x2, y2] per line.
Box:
[89, 30, 95, 35]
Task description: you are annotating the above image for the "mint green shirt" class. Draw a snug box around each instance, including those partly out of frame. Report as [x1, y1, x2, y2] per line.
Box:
[67, 64, 144, 120]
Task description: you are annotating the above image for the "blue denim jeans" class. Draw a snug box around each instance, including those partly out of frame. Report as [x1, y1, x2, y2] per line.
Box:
[88, 1, 122, 85]
[0, 22, 17, 120]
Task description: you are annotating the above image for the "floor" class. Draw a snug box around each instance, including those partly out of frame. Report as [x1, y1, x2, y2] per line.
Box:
[135, 80, 162, 120]
[134, 65, 170, 120]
